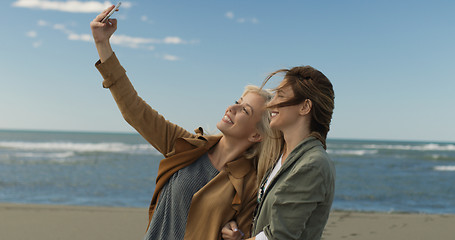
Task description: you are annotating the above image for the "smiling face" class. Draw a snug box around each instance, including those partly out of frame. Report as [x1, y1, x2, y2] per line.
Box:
[216, 92, 266, 142]
[261, 65, 334, 149]
[268, 83, 303, 131]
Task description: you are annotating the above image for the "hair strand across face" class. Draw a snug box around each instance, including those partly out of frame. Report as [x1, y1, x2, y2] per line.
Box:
[261, 66, 335, 149]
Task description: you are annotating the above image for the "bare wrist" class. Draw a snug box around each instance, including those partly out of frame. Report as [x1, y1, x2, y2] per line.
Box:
[95, 41, 114, 63]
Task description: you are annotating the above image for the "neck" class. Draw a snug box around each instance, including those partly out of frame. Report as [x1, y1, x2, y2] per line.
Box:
[280, 123, 311, 162]
[208, 136, 252, 171]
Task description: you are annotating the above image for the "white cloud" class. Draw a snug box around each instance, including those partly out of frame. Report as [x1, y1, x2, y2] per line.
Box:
[32, 41, 43, 48]
[53, 23, 66, 30]
[225, 11, 234, 19]
[44, 22, 92, 42]
[12, 0, 131, 13]
[37, 19, 49, 26]
[32, 19, 193, 59]
[26, 30, 38, 38]
[68, 33, 92, 42]
[163, 37, 185, 44]
[45, 22, 183, 49]
[116, 14, 127, 21]
[225, 11, 258, 24]
[106, 35, 190, 48]
[110, 34, 157, 48]
[140, 15, 153, 24]
[163, 54, 180, 61]
[53, 23, 73, 35]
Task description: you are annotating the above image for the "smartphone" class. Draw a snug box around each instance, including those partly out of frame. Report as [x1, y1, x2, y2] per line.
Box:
[101, 2, 121, 23]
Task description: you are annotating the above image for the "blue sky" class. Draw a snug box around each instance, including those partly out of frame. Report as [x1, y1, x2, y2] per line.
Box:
[1, 0, 454, 142]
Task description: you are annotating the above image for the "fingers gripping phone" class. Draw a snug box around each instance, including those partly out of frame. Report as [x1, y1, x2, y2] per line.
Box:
[101, 2, 121, 23]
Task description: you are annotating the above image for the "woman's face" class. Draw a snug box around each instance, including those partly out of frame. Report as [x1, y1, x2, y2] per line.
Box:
[268, 84, 301, 131]
[217, 92, 265, 141]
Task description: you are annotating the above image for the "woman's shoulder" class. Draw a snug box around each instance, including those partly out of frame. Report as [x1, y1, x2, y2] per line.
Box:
[293, 142, 333, 175]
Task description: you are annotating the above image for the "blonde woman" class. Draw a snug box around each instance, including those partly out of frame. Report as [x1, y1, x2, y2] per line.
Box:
[90, 5, 280, 240]
[222, 66, 335, 240]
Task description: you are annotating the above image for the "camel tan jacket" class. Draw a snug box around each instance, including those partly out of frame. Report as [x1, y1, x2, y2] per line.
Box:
[95, 53, 258, 239]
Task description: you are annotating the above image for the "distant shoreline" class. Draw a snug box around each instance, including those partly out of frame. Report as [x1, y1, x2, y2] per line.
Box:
[0, 128, 139, 136]
[1, 128, 454, 143]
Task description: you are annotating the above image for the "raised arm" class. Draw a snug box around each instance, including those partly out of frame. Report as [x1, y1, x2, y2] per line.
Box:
[90, 5, 116, 63]
[90, 6, 193, 156]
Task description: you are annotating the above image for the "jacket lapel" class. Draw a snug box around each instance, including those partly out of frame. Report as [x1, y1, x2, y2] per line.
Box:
[225, 156, 253, 212]
[155, 135, 221, 189]
[255, 137, 321, 217]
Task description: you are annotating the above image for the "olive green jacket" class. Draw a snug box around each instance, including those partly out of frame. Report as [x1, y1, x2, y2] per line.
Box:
[252, 137, 335, 240]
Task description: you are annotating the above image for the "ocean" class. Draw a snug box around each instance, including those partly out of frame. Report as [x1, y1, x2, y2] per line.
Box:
[1, 129, 454, 214]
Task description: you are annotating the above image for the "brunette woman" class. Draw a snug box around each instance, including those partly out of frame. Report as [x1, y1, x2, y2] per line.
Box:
[222, 66, 335, 240]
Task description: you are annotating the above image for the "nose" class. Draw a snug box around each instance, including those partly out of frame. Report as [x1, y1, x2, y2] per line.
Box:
[226, 104, 237, 113]
[226, 105, 235, 112]
[267, 95, 278, 108]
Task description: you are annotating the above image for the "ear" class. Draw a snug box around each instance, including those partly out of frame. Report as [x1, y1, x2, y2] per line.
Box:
[248, 132, 263, 143]
[299, 99, 312, 116]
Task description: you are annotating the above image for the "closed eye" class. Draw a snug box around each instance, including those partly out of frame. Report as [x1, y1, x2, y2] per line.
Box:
[235, 100, 250, 115]
[276, 90, 285, 98]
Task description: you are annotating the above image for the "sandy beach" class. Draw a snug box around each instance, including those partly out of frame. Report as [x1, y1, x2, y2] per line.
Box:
[323, 210, 455, 240]
[0, 203, 148, 240]
[1, 203, 454, 240]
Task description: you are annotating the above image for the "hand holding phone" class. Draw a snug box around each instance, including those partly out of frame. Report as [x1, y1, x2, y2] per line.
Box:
[101, 2, 121, 23]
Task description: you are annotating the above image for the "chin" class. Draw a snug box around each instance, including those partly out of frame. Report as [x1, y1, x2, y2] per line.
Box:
[216, 121, 226, 133]
[269, 121, 281, 130]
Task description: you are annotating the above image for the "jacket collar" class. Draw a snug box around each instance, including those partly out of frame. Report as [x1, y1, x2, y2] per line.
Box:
[225, 155, 253, 179]
[261, 136, 321, 181]
[281, 136, 322, 169]
[176, 128, 253, 179]
[174, 127, 222, 154]
[259, 136, 322, 199]
[173, 129, 254, 209]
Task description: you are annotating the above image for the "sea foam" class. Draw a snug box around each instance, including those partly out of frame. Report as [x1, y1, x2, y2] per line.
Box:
[362, 143, 455, 151]
[0, 141, 157, 155]
[434, 165, 455, 171]
[327, 149, 378, 156]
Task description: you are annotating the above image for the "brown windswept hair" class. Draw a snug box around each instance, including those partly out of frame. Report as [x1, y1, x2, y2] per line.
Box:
[261, 65, 335, 149]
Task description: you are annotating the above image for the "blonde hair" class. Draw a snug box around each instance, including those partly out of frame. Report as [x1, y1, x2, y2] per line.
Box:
[241, 85, 283, 187]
